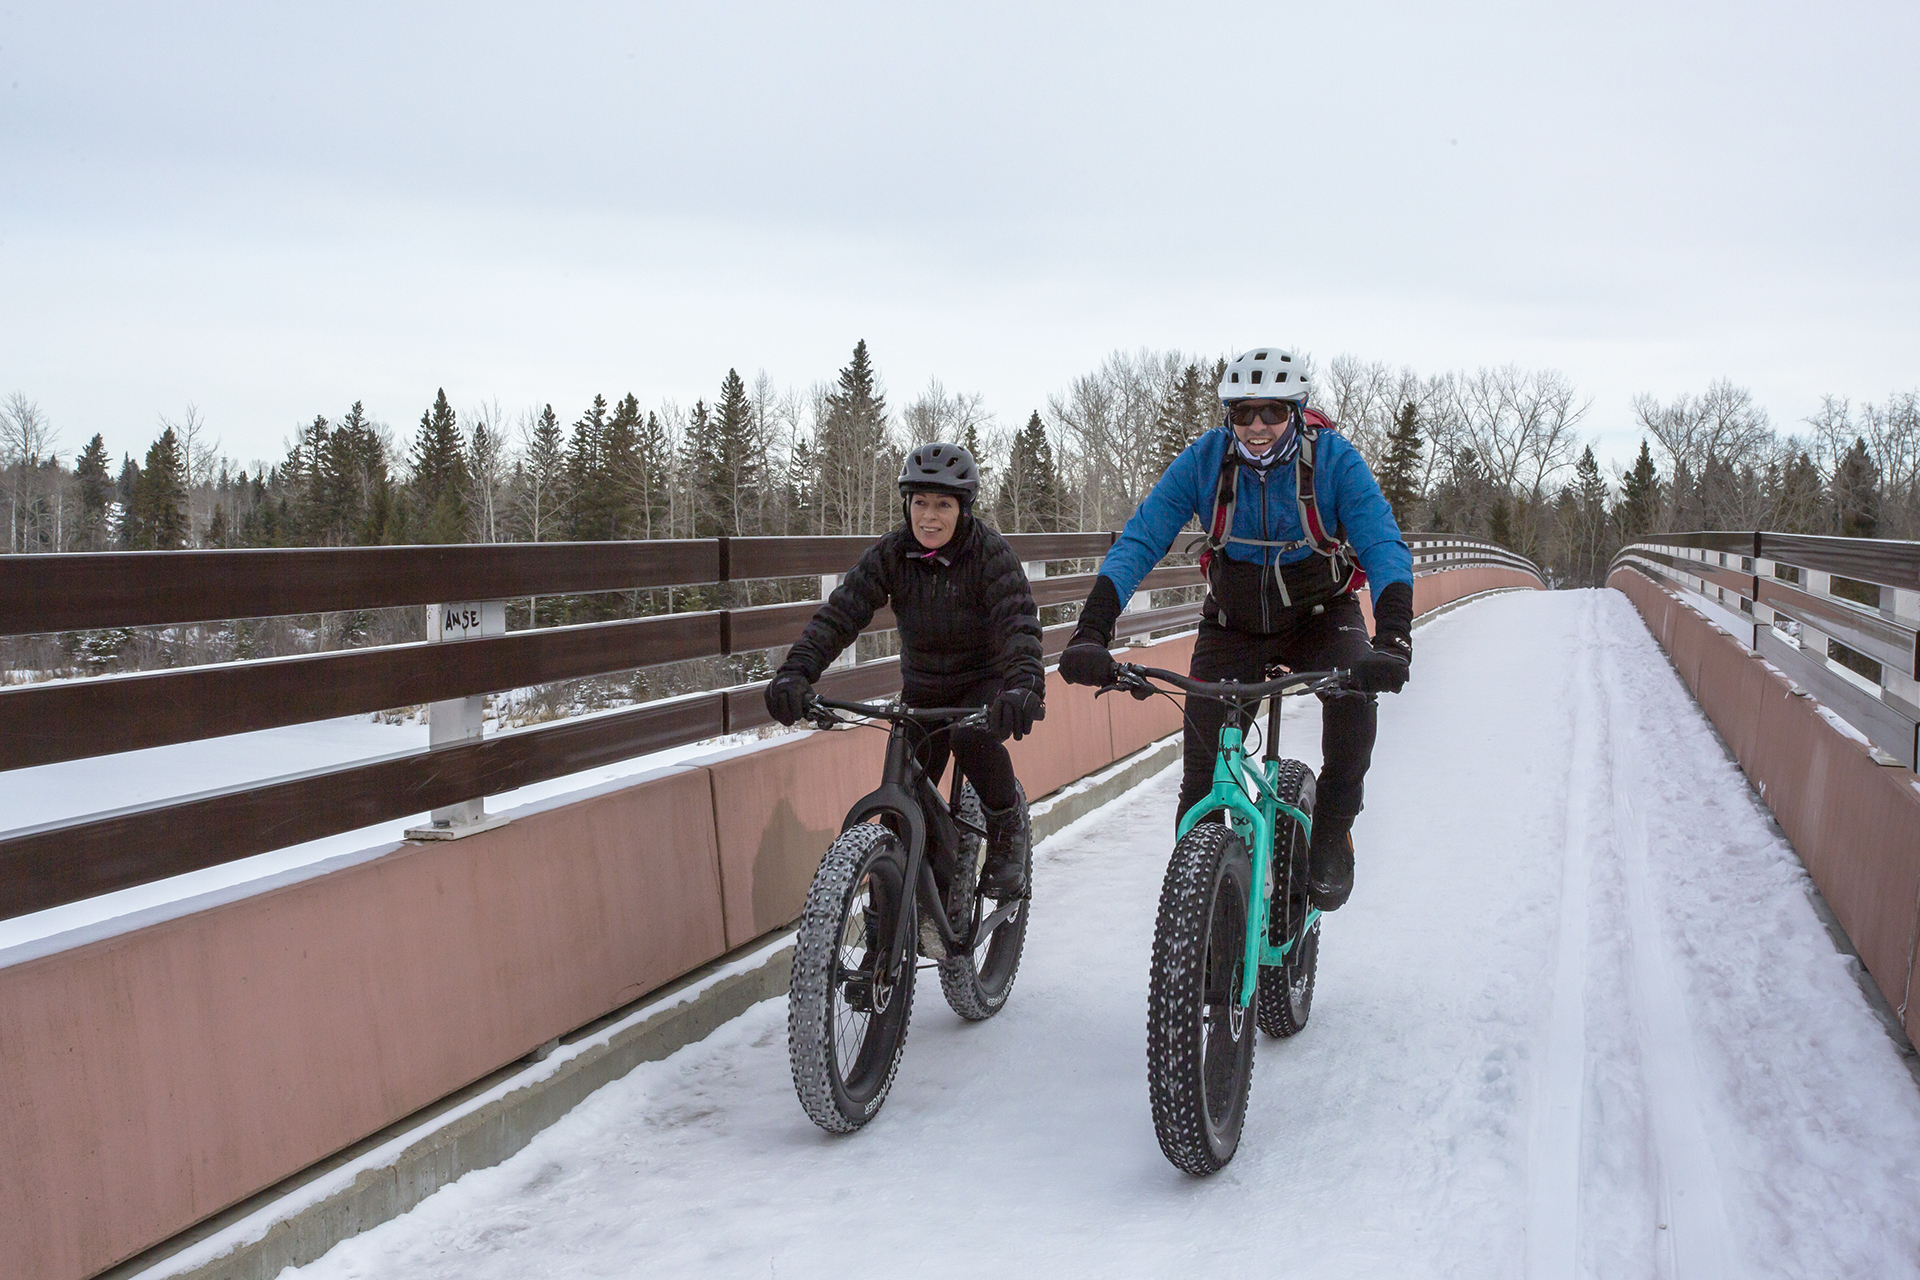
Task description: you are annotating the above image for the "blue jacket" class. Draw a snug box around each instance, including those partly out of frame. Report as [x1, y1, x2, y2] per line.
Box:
[1100, 424, 1413, 604]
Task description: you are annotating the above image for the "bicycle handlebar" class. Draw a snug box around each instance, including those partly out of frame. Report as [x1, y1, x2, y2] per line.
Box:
[1105, 663, 1352, 703]
[803, 693, 990, 730]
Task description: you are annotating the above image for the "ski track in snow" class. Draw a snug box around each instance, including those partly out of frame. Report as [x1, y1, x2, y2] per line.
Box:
[270, 591, 1920, 1280]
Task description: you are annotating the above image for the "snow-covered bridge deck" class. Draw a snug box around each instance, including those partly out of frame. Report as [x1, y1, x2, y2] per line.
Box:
[203, 592, 1920, 1277]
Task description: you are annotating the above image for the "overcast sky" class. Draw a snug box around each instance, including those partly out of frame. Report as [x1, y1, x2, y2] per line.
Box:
[5, 1, 1916, 476]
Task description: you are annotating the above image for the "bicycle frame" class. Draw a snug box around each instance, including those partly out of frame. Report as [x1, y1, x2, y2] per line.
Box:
[1171, 698, 1322, 1010]
[823, 701, 1016, 984]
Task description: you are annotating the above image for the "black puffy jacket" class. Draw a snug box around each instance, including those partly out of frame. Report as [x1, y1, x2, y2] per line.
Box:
[779, 519, 1044, 707]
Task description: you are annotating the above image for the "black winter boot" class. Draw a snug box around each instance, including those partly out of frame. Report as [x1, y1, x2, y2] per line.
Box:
[977, 784, 1032, 900]
[1308, 813, 1355, 911]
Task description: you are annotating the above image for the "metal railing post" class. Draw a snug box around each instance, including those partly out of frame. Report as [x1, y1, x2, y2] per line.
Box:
[819, 574, 855, 671]
[407, 598, 510, 840]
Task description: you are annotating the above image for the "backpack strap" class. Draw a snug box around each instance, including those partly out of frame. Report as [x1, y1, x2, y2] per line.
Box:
[1189, 417, 1366, 621]
[1294, 413, 1367, 596]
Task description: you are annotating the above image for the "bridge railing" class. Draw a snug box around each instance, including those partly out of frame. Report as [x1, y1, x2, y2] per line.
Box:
[1611, 533, 1920, 770]
[1, 531, 1525, 922]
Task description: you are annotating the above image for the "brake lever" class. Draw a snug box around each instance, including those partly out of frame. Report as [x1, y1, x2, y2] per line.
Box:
[1095, 664, 1154, 701]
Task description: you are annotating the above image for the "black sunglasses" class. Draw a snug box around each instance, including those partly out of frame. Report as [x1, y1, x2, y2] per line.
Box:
[1228, 401, 1295, 428]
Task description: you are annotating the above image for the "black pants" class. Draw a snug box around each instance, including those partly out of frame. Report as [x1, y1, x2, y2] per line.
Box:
[1178, 594, 1377, 830]
[911, 676, 1019, 811]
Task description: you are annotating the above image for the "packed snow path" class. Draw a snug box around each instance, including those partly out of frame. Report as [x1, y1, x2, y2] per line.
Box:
[284, 591, 1920, 1280]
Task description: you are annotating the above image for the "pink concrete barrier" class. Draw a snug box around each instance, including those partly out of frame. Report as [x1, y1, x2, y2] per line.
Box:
[0, 766, 727, 1280]
[1106, 632, 1197, 758]
[702, 725, 889, 949]
[1610, 567, 1920, 1047]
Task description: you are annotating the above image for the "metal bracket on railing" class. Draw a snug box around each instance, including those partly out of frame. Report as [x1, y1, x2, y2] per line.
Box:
[405, 599, 511, 841]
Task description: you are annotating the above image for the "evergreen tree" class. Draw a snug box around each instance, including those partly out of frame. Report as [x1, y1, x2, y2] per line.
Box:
[1152, 363, 1217, 474]
[315, 414, 363, 545]
[1566, 445, 1610, 585]
[1427, 447, 1491, 536]
[957, 420, 988, 497]
[993, 411, 1063, 532]
[408, 389, 469, 543]
[815, 340, 895, 534]
[1769, 450, 1824, 533]
[340, 402, 396, 545]
[518, 404, 568, 541]
[129, 427, 190, 549]
[1831, 436, 1881, 537]
[115, 454, 141, 547]
[1488, 491, 1512, 548]
[635, 410, 673, 539]
[1376, 401, 1424, 528]
[680, 399, 720, 536]
[1696, 453, 1734, 530]
[696, 369, 762, 536]
[566, 394, 615, 540]
[74, 433, 114, 550]
[1615, 439, 1659, 541]
[599, 393, 643, 539]
[1668, 458, 1699, 530]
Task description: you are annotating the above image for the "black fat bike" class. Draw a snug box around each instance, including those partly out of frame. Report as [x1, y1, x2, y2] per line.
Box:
[787, 695, 1033, 1133]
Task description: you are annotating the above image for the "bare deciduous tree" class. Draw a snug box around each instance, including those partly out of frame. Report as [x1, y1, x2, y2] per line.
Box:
[1633, 380, 1772, 478]
[466, 399, 512, 543]
[1050, 348, 1190, 530]
[901, 377, 992, 448]
[2, 393, 61, 553]
[1448, 366, 1590, 507]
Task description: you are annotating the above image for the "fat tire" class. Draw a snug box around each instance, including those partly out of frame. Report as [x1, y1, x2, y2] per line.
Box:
[938, 781, 1030, 1021]
[788, 823, 917, 1133]
[1257, 759, 1319, 1038]
[1147, 821, 1257, 1175]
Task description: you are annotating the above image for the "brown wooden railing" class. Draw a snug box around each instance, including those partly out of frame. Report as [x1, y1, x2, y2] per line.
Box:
[2, 531, 1525, 920]
[1611, 532, 1920, 769]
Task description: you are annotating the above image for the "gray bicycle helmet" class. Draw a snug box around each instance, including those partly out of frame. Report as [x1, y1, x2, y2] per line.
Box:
[898, 441, 980, 507]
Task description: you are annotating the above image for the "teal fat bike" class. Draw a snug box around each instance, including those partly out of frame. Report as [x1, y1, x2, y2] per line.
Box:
[1101, 662, 1355, 1175]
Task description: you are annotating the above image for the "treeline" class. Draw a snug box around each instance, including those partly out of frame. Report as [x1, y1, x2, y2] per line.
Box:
[6, 350, 1917, 598]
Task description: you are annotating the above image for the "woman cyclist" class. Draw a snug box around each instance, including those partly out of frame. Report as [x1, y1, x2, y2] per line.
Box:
[764, 442, 1045, 900]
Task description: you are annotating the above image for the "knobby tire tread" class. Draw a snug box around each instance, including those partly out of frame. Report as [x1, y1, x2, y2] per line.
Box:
[938, 782, 1030, 1021]
[1147, 822, 1255, 1175]
[1258, 759, 1319, 1038]
[788, 824, 916, 1133]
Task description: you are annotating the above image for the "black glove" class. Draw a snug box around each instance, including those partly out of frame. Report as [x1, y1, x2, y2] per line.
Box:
[988, 688, 1043, 741]
[765, 670, 813, 725]
[1351, 634, 1410, 693]
[1351, 580, 1414, 695]
[1059, 629, 1118, 687]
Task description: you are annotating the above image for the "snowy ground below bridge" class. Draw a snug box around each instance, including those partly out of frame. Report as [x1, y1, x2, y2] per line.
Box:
[275, 589, 1920, 1280]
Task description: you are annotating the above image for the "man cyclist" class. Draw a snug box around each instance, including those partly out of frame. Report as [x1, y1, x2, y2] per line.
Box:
[1059, 348, 1413, 910]
[765, 442, 1045, 901]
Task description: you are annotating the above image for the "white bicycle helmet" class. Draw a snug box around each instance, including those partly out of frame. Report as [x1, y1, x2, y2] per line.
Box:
[1218, 348, 1310, 404]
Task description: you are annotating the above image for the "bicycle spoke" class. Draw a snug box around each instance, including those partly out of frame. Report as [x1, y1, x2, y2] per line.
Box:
[830, 878, 877, 1081]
